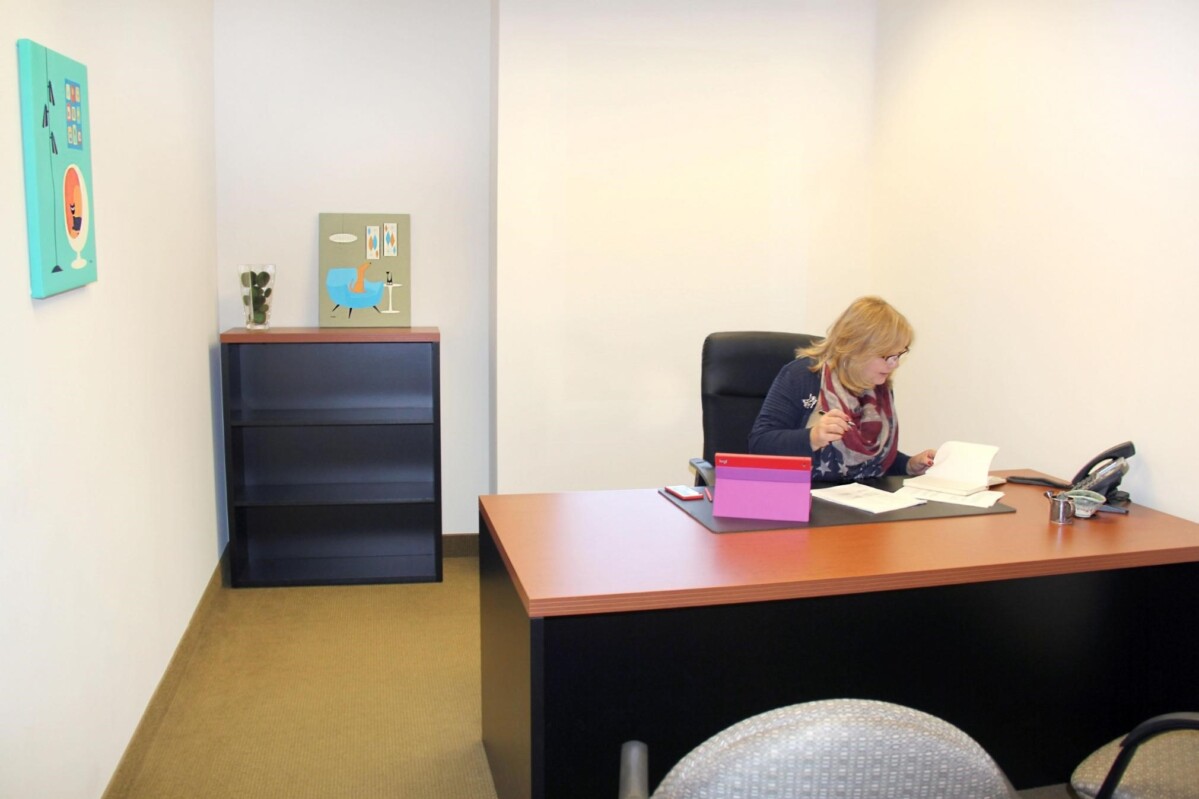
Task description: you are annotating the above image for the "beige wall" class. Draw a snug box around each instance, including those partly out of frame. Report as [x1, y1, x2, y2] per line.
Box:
[0, 0, 219, 795]
[872, 1, 1199, 519]
[496, 0, 1199, 522]
[496, 0, 877, 492]
[214, 0, 493, 535]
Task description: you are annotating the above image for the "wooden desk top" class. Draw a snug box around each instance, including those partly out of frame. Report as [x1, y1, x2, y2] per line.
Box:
[479, 471, 1199, 618]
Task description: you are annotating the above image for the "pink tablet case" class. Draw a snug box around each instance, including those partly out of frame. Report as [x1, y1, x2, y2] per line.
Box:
[712, 453, 812, 523]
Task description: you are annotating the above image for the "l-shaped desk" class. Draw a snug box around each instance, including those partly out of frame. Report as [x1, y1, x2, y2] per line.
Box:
[478, 473, 1199, 799]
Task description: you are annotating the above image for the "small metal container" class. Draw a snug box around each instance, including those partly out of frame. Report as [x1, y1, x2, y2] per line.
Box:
[1049, 492, 1074, 525]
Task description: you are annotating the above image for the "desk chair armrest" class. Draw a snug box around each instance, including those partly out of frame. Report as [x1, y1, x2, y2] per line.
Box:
[689, 458, 714, 488]
[1094, 711, 1199, 799]
[619, 740, 649, 799]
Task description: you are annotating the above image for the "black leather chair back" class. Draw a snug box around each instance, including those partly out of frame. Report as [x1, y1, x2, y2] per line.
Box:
[700, 331, 819, 466]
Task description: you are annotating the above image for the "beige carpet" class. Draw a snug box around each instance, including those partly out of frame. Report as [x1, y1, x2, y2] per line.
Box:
[105, 556, 498, 798]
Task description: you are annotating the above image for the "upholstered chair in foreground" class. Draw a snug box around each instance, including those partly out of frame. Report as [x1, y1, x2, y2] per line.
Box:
[1070, 712, 1199, 799]
[619, 698, 1018, 799]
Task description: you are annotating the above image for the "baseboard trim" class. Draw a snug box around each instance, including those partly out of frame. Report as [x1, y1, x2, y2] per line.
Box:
[443, 532, 478, 558]
[102, 552, 227, 798]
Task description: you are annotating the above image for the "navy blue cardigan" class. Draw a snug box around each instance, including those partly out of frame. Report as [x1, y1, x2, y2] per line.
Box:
[748, 357, 911, 478]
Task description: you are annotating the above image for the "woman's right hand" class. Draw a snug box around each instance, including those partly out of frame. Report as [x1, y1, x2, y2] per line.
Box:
[810, 409, 852, 450]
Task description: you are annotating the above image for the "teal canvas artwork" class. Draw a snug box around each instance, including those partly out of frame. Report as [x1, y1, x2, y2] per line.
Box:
[17, 39, 98, 298]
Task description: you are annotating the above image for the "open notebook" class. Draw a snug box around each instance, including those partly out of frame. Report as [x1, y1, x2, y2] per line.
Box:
[903, 441, 999, 496]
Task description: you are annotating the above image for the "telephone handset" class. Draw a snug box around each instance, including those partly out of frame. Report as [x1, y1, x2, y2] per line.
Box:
[1008, 441, 1135, 504]
[1069, 441, 1134, 503]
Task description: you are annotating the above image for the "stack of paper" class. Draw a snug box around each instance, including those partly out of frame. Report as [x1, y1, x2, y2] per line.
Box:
[897, 484, 1005, 508]
[811, 483, 926, 514]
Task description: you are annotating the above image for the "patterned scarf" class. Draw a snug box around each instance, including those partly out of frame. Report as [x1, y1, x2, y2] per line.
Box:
[815, 364, 898, 480]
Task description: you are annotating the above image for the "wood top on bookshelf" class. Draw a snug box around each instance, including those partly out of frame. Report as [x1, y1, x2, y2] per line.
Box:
[220, 326, 440, 344]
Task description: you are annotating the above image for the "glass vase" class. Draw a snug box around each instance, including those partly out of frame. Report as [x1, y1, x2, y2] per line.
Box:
[239, 264, 275, 330]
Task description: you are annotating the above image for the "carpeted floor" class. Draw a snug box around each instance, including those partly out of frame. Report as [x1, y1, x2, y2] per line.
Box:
[104, 556, 498, 799]
[101, 552, 1080, 799]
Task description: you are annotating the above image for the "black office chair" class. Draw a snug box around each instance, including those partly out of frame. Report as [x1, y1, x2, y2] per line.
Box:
[689, 331, 818, 486]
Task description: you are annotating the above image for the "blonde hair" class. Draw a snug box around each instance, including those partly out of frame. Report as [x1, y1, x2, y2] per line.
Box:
[800, 296, 913, 394]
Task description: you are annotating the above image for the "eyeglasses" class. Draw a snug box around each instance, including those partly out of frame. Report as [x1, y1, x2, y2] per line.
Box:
[881, 348, 909, 366]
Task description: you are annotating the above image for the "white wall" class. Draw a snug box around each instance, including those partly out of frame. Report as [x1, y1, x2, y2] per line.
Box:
[214, 0, 492, 534]
[0, 1, 219, 796]
[872, 1, 1199, 520]
[496, 0, 878, 492]
[497, 0, 1199, 523]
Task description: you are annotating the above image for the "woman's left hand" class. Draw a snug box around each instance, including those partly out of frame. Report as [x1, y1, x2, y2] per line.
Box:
[906, 449, 936, 476]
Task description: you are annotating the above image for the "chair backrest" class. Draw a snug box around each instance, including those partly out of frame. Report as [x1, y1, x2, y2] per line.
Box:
[700, 331, 818, 465]
[653, 699, 1018, 799]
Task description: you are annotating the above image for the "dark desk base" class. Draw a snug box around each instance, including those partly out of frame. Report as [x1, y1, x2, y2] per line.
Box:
[480, 521, 1199, 799]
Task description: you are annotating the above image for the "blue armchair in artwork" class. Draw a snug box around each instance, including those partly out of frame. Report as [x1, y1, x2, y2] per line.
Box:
[326, 264, 384, 318]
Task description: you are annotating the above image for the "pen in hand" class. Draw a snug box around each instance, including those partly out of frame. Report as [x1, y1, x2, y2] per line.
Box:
[812, 409, 857, 450]
[822, 410, 855, 428]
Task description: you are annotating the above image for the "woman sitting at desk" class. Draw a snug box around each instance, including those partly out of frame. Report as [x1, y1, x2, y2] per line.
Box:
[749, 296, 936, 481]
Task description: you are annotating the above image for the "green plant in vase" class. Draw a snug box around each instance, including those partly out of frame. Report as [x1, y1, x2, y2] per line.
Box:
[239, 265, 275, 329]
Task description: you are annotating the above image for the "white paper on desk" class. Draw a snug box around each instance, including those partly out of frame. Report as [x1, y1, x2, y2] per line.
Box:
[812, 483, 926, 514]
[905, 441, 999, 495]
[896, 486, 1005, 508]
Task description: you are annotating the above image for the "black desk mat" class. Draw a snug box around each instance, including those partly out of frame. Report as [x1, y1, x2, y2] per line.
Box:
[659, 476, 1015, 533]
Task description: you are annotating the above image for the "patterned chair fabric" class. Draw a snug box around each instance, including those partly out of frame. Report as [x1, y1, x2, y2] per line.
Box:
[651, 699, 1017, 799]
[1071, 729, 1199, 799]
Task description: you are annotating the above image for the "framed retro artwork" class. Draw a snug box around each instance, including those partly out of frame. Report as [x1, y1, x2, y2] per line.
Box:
[17, 39, 98, 298]
[318, 213, 411, 327]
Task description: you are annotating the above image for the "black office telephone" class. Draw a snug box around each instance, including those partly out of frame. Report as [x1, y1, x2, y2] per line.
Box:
[1008, 441, 1135, 504]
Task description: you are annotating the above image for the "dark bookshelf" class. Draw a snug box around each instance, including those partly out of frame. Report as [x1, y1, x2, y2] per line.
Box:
[220, 327, 442, 587]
